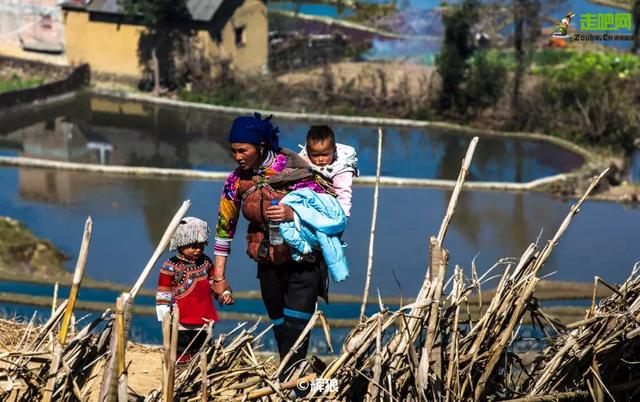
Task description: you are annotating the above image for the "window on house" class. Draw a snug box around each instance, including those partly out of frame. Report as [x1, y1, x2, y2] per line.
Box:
[235, 26, 246, 47]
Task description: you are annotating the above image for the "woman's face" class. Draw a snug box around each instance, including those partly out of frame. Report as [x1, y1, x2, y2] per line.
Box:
[230, 143, 261, 171]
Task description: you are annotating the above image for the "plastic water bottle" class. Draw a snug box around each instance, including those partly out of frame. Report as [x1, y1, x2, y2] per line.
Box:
[268, 200, 284, 246]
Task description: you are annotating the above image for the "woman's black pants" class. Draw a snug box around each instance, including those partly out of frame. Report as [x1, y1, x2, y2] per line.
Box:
[257, 259, 326, 380]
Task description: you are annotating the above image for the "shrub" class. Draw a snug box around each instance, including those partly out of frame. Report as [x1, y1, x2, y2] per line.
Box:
[464, 50, 508, 109]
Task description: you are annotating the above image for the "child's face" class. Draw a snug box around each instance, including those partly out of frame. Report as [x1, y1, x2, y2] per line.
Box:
[307, 139, 335, 167]
[179, 242, 205, 260]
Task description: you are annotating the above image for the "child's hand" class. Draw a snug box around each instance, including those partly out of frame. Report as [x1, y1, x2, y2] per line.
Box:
[213, 279, 234, 306]
[219, 290, 233, 306]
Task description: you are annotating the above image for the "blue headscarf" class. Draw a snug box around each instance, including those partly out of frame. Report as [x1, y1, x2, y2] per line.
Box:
[228, 112, 281, 152]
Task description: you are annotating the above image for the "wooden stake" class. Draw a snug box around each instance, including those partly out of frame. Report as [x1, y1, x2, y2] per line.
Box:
[360, 127, 383, 322]
[130, 200, 191, 299]
[59, 216, 92, 345]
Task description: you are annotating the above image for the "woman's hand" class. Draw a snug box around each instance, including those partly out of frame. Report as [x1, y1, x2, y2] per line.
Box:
[266, 204, 294, 223]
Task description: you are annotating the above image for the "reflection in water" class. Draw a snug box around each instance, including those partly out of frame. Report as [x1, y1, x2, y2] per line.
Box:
[0, 93, 584, 182]
[2, 167, 639, 298]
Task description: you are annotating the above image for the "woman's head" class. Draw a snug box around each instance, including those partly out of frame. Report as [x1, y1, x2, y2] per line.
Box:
[228, 113, 280, 171]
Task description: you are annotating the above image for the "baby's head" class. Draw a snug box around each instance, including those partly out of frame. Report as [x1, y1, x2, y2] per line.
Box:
[170, 217, 209, 260]
[306, 125, 336, 167]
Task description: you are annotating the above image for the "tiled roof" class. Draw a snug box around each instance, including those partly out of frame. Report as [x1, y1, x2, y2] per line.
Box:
[84, 0, 225, 22]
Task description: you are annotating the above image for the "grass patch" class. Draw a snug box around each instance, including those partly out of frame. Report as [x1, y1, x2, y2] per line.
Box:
[0, 74, 45, 94]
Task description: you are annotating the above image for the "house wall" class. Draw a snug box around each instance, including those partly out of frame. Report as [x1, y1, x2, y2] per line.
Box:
[64, 10, 143, 77]
[216, 0, 268, 74]
[63, 0, 267, 79]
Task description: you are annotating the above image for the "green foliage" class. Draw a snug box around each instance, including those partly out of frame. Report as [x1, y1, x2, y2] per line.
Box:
[118, 0, 193, 91]
[526, 51, 640, 153]
[465, 50, 508, 109]
[530, 48, 574, 67]
[0, 74, 44, 94]
[118, 0, 191, 26]
[435, 0, 480, 112]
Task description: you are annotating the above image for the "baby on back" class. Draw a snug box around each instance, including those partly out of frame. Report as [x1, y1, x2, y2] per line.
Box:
[299, 125, 358, 218]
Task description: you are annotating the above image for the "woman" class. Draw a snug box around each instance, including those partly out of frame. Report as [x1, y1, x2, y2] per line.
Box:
[211, 113, 331, 379]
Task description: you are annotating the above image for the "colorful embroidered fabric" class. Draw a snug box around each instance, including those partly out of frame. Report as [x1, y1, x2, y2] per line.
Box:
[156, 254, 219, 325]
[214, 151, 326, 256]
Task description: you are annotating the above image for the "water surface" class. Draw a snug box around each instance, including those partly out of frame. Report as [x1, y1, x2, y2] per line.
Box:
[0, 93, 583, 182]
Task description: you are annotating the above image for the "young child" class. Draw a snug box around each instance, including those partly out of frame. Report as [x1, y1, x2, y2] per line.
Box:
[155, 217, 232, 364]
[299, 125, 359, 218]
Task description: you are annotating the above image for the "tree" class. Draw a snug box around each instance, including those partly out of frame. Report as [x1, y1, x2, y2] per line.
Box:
[632, 0, 640, 53]
[512, 0, 541, 123]
[435, 0, 480, 113]
[118, 0, 193, 93]
[510, 0, 567, 125]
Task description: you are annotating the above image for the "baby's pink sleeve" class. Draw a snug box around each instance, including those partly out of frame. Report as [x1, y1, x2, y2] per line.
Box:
[333, 171, 354, 217]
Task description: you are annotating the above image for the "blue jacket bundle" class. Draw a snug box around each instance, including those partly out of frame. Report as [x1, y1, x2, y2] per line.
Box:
[279, 189, 350, 282]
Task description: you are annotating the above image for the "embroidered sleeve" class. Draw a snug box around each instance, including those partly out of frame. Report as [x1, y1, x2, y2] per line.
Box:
[156, 261, 175, 307]
[214, 171, 242, 256]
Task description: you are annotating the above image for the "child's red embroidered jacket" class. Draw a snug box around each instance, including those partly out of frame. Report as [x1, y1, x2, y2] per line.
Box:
[156, 254, 219, 325]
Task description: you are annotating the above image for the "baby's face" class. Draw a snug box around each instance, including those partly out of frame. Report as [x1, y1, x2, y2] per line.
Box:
[307, 139, 335, 167]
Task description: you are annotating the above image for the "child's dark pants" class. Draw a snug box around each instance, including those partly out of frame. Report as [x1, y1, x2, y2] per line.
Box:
[177, 329, 209, 365]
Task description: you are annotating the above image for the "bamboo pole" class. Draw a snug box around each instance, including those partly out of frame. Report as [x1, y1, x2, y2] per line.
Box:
[51, 281, 58, 318]
[43, 218, 92, 402]
[437, 137, 478, 246]
[360, 127, 383, 322]
[161, 310, 171, 399]
[41, 342, 62, 402]
[166, 307, 179, 402]
[99, 294, 133, 402]
[199, 351, 208, 402]
[59, 216, 92, 345]
[130, 200, 191, 299]
[116, 294, 129, 402]
[387, 137, 479, 368]
[419, 237, 449, 392]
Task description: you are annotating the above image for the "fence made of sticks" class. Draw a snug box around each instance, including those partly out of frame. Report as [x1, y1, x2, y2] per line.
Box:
[0, 135, 638, 402]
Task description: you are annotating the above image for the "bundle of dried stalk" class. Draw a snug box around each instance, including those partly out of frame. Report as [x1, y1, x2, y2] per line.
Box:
[517, 267, 640, 401]
[0, 306, 114, 401]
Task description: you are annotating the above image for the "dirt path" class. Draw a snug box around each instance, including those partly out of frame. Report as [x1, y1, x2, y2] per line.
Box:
[87, 344, 163, 401]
